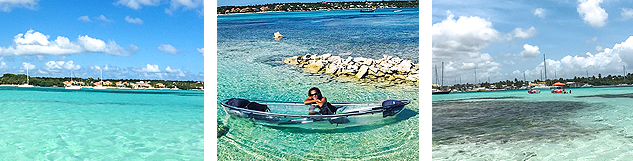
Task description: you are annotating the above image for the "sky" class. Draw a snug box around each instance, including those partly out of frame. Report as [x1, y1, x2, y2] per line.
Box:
[0, 0, 203, 81]
[433, 0, 633, 85]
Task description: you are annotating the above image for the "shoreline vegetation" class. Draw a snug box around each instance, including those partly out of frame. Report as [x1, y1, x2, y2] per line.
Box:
[435, 73, 633, 92]
[284, 53, 418, 87]
[217, 0, 419, 15]
[0, 73, 203, 90]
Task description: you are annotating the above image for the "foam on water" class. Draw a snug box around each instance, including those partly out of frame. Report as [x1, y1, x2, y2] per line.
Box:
[0, 87, 203, 160]
[433, 87, 633, 160]
[218, 8, 419, 160]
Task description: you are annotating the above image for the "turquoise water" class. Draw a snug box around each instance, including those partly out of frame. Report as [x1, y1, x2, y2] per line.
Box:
[217, 8, 419, 160]
[0, 87, 203, 160]
[433, 87, 633, 160]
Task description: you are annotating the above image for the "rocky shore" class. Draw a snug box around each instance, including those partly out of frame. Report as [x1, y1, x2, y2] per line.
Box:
[284, 53, 419, 85]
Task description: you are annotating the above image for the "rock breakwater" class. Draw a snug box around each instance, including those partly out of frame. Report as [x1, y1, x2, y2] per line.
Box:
[284, 53, 419, 85]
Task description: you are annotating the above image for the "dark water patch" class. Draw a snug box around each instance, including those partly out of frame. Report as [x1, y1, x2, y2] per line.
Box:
[436, 96, 524, 103]
[256, 54, 290, 67]
[575, 93, 633, 99]
[218, 120, 230, 138]
[433, 101, 604, 145]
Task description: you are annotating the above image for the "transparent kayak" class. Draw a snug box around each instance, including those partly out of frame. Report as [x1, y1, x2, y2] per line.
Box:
[220, 98, 410, 129]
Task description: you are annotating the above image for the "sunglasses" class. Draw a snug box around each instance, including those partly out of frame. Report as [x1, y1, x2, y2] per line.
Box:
[309, 93, 318, 96]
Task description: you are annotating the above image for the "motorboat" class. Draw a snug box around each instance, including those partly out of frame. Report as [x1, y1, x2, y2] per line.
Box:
[393, 10, 402, 12]
[528, 89, 540, 94]
[581, 84, 593, 88]
[220, 98, 409, 129]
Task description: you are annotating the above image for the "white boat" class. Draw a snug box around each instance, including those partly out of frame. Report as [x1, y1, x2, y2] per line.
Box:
[531, 84, 555, 90]
[581, 84, 593, 88]
[65, 70, 81, 90]
[18, 66, 34, 88]
[393, 10, 402, 12]
[616, 84, 633, 87]
[93, 68, 109, 89]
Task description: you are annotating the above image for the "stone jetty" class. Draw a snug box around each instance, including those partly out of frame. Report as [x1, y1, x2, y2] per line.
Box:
[284, 53, 419, 85]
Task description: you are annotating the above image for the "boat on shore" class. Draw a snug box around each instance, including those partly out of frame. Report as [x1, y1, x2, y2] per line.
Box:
[220, 98, 409, 128]
[432, 89, 450, 94]
[18, 66, 34, 88]
[65, 70, 81, 90]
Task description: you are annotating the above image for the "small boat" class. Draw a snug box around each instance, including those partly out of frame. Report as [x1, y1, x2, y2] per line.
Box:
[616, 84, 633, 87]
[220, 98, 409, 129]
[360, 9, 375, 12]
[65, 70, 81, 90]
[93, 68, 109, 90]
[273, 32, 284, 39]
[393, 10, 402, 12]
[432, 89, 450, 94]
[528, 89, 540, 94]
[581, 84, 593, 88]
[18, 66, 34, 88]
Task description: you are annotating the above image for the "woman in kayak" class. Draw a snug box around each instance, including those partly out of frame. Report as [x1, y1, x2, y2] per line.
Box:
[304, 87, 337, 115]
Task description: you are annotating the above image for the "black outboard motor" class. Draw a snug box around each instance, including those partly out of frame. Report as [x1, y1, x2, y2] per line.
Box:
[382, 100, 405, 117]
[226, 98, 270, 112]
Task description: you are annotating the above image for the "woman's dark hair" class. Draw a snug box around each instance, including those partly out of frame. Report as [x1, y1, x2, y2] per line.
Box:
[308, 87, 322, 99]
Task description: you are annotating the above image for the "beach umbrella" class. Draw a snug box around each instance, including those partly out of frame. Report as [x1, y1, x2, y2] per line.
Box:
[553, 82, 565, 86]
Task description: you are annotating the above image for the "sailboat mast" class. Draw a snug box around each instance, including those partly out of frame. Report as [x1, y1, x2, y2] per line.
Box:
[543, 54, 547, 80]
[474, 67, 477, 84]
[434, 65, 438, 85]
[26, 66, 29, 83]
[441, 62, 444, 87]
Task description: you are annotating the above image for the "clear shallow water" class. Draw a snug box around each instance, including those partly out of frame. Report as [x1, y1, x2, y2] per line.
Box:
[433, 87, 633, 160]
[0, 87, 203, 160]
[217, 8, 419, 160]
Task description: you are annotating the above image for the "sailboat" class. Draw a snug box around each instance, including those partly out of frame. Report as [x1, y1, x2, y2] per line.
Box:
[93, 68, 108, 89]
[65, 70, 81, 90]
[18, 66, 34, 88]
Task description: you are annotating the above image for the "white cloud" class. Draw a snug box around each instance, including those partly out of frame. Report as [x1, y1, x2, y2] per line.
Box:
[97, 15, 114, 22]
[511, 27, 537, 38]
[577, 0, 608, 28]
[525, 36, 633, 79]
[165, 66, 185, 77]
[586, 37, 598, 43]
[158, 44, 178, 54]
[519, 44, 541, 59]
[42, 60, 80, 73]
[0, 61, 7, 70]
[124, 16, 143, 24]
[134, 64, 161, 73]
[114, 0, 160, 9]
[622, 8, 633, 20]
[197, 47, 203, 56]
[22, 62, 35, 71]
[0, 30, 138, 56]
[165, 8, 173, 15]
[0, 0, 37, 12]
[169, 0, 203, 10]
[595, 45, 604, 53]
[433, 10, 505, 83]
[78, 15, 91, 22]
[534, 8, 545, 18]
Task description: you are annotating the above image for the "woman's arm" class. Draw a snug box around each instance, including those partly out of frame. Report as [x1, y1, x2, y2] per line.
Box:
[304, 96, 318, 104]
